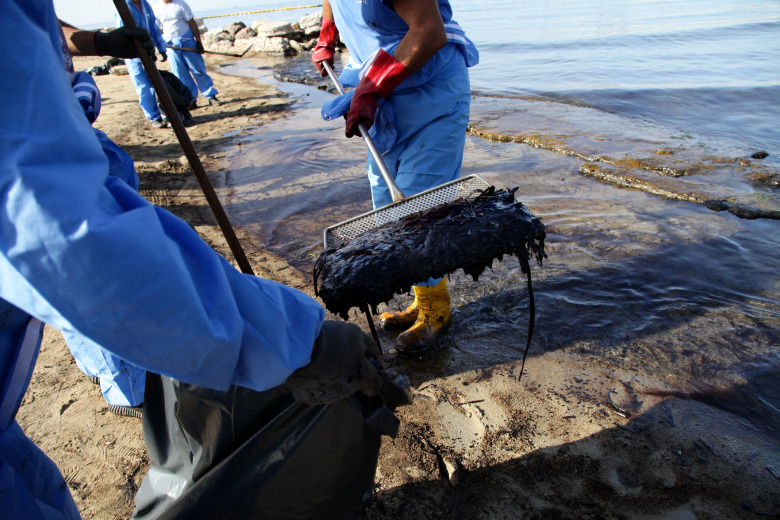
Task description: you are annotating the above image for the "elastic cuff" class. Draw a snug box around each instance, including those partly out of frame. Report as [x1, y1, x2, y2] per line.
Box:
[365, 49, 411, 98]
[93, 31, 103, 56]
[321, 17, 336, 33]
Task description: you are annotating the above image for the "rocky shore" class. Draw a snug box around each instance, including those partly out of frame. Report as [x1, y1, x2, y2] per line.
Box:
[200, 11, 326, 56]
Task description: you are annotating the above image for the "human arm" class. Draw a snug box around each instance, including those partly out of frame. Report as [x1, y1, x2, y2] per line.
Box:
[390, 0, 447, 73]
[344, 0, 447, 137]
[117, 1, 168, 59]
[59, 20, 155, 58]
[187, 18, 204, 53]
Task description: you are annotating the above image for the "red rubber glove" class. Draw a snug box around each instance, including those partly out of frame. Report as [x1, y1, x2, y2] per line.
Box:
[312, 17, 339, 77]
[345, 49, 410, 138]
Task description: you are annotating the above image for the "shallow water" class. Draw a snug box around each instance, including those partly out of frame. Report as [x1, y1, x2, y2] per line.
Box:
[214, 55, 779, 437]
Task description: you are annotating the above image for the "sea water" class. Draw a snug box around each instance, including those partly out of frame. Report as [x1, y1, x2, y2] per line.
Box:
[460, 0, 780, 155]
[201, 0, 780, 162]
[202, 1, 779, 435]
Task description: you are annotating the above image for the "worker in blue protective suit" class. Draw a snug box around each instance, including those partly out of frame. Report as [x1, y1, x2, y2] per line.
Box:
[153, 0, 221, 107]
[1, 2, 385, 518]
[116, 0, 171, 128]
[312, 0, 479, 355]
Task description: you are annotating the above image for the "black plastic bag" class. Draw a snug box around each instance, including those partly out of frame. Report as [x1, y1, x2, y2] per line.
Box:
[132, 372, 405, 520]
[155, 70, 195, 126]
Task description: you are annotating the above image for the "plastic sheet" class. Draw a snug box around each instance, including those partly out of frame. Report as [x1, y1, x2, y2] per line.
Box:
[133, 373, 405, 520]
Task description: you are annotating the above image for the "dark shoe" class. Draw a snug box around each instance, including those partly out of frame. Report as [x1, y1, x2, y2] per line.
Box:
[188, 100, 198, 110]
[88, 376, 100, 385]
[207, 96, 222, 106]
[150, 118, 167, 129]
[107, 404, 143, 419]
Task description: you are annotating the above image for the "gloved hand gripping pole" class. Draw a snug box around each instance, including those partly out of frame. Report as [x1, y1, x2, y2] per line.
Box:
[321, 61, 405, 203]
[113, 0, 254, 275]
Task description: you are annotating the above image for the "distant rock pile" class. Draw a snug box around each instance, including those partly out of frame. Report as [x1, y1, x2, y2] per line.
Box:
[199, 12, 332, 56]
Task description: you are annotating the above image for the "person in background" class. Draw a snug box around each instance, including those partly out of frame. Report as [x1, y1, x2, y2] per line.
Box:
[153, 0, 221, 107]
[116, 0, 171, 128]
[1, 1, 384, 518]
[312, 0, 479, 355]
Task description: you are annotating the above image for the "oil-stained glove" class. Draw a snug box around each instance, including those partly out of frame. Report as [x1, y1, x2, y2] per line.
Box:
[195, 40, 205, 54]
[285, 320, 383, 405]
[345, 49, 410, 138]
[160, 51, 168, 62]
[311, 17, 339, 77]
[94, 27, 155, 59]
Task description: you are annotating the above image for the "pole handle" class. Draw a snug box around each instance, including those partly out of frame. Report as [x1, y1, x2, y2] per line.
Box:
[322, 61, 405, 202]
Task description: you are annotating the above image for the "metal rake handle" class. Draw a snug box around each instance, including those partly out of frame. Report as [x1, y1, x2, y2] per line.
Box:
[322, 61, 405, 202]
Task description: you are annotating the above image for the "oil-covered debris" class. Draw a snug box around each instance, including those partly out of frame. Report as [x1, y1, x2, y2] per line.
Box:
[314, 187, 546, 319]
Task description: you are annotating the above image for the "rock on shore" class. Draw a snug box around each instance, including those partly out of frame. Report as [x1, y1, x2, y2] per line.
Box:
[200, 12, 336, 57]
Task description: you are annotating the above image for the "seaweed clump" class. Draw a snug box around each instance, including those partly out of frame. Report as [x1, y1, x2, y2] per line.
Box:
[313, 187, 547, 320]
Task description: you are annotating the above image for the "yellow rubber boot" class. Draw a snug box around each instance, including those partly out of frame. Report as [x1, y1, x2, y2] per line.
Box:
[378, 296, 419, 330]
[396, 278, 451, 355]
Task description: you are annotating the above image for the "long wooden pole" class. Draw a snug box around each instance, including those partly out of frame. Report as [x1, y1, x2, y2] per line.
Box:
[113, 0, 254, 275]
[166, 44, 252, 58]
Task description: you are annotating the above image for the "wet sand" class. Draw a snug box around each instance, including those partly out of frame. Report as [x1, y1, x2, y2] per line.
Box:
[16, 54, 778, 519]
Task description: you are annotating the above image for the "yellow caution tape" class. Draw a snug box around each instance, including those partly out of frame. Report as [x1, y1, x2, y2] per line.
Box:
[201, 4, 322, 20]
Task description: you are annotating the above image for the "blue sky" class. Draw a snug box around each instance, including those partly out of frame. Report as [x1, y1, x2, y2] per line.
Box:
[53, 0, 119, 26]
[52, 1, 291, 27]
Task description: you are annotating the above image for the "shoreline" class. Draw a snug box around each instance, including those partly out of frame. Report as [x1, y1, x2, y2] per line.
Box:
[16, 55, 779, 519]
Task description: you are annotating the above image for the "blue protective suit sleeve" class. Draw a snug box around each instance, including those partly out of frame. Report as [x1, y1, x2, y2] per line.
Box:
[1, 0, 324, 393]
[116, 0, 168, 54]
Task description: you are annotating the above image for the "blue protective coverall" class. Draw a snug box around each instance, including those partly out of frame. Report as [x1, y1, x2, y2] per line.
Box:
[0, 2, 324, 518]
[166, 30, 218, 102]
[116, 0, 169, 121]
[153, 0, 217, 102]
[321, 0, 479, 210]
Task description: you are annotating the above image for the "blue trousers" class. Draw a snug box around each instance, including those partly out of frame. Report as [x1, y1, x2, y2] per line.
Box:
[126, 57, 162, 121]
[169, 37, 217, 101]
[63, 331, 146, 407]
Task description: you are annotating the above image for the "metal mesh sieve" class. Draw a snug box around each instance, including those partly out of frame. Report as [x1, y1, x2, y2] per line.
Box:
[323, 174, 493, 249]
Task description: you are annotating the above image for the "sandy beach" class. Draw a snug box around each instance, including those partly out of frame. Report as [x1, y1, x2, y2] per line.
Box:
[16, 54, 778, 519]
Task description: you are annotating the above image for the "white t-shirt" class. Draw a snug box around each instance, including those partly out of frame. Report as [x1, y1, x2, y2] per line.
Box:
[153, 0, 195, 41]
